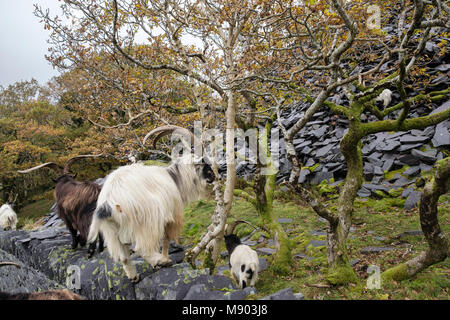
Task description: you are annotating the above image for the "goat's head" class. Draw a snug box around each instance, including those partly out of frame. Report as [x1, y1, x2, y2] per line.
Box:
[144, 125, 217, 192]
[224, 220, 260, 253]
[6, 192, 18, 209]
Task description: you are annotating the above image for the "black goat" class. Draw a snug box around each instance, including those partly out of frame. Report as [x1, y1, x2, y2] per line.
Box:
[18, 155, 105, 258]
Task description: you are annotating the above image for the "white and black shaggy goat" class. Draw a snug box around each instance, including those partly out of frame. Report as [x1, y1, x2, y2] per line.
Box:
[0, 262, 82, 300]
[224, 221, 260, 289]
[18, 155, 105, 258]
[87, 125, 215, 282]
[0, 193, 18, 230]
[0, 196, 18, 231]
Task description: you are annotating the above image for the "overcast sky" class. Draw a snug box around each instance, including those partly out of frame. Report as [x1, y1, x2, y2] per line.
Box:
[0, 0, 62, 88]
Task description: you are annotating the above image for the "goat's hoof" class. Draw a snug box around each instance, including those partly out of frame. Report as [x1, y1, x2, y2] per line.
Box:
[130, 275, 140, 284]
[156, 259, 173, 268]
[87, 251, 94, 259]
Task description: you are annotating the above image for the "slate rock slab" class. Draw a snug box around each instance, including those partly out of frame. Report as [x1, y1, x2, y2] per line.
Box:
[309, 230, 327, 236]
[0, 248, 63, 295]
[259, 287, 304, 300]
[294, 253, 314, 261]
[277, 218, 293, 224]
[310, 172, 334, 185]
[402, 166, 420, 177]
[361, 246, 395, 254]
[404, 190, 422, 210]
[183, 284, 256, 300]
[258, 257, 269, 272]
[306, 240, 326, 248]
[256, 248, 276, 256]
[396, 230, 423, 238]
[350, 259, 360, 266]
[135, 263, 234, 300]
[432, 120, 450, 147]
[411, 149, 437, 164]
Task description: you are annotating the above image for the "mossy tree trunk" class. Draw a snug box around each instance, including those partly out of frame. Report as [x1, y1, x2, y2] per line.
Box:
[382, 157, 450, 282]
[254, 121, 293, 274]
[324, 103, 365, 285]
[233, 119, 293, 275]
[293, 87, 449, 285]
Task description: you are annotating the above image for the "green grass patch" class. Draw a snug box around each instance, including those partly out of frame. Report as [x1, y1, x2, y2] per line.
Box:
[181, 184, 449, 300]
[16, 199, 54, 229]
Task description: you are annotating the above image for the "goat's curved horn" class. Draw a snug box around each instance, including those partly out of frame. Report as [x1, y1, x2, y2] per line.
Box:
[0, 262, 21, 268]
[18, 162, 63, 175]
[226, 220, 260, 236]
[63, 154, 103, 174]
[143, 125, 194, 149]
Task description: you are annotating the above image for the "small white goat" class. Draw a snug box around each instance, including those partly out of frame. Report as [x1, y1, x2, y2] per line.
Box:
[375, 89, 393, 107]
[0, 204, 17, 231]
[224, 221, 260, 289]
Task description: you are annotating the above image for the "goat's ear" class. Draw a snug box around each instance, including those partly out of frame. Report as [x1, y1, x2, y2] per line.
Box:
[52, 178, 58, 183]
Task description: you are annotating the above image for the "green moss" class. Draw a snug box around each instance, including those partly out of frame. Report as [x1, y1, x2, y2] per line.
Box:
[381, 263, 410, 283]
[384, 166, 408, 180]
[317, 179, 338, 195]
[269, 236, 293, 276]
[304, 163, 320, 172]
[203, 249, 215, 274]
[388, 188, 403, 198]
[375, 190, 386, 198]
[365, 197, 405, 212]
[222, 270, 231, 277]
[326, 261, 358, 285]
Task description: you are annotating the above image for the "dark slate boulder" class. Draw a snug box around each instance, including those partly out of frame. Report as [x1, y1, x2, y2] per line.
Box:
[0, 228, 253, 300]
[135, 263, 238, 300]
[0, 248, 62, 295]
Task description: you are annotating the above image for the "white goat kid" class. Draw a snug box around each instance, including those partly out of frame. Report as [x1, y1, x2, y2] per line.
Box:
[229, 243, 259, 289]
[0, 204, 18, 231]
[224, 221, 260, 289]
[87, 155, 214, 282]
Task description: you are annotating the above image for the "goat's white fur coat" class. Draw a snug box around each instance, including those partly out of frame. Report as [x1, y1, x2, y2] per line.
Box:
[88, 157, 212, 280]
[230, 245, 259, 289]
[0, 204, 17, 230]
